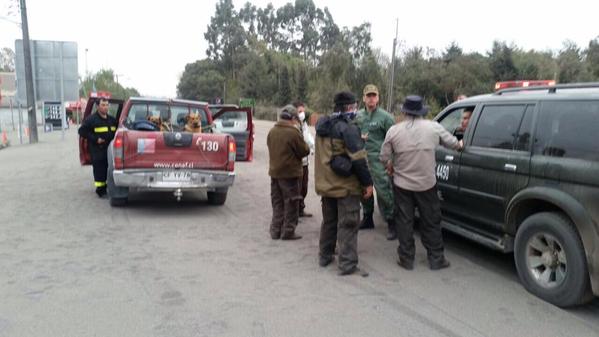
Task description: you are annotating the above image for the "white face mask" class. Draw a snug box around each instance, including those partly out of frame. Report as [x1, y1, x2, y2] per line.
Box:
[298, 112, 306, 122]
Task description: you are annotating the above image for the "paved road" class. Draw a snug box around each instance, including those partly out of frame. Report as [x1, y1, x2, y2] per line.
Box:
[1, 120, 597, 337]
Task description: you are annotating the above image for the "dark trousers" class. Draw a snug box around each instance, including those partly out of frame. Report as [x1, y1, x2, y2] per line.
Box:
[270, 177, 301, 237]
[299, 165, 309, 212]
[393, 185, 445, 264]
[91, 154, 108, 192]
[319, 195, 361, 272]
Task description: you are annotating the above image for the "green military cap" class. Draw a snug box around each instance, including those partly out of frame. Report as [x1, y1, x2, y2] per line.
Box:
[363, 84, 379, 96]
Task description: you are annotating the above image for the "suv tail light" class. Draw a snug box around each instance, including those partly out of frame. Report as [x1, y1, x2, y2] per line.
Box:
[227, 137, 236, 171]
[113, 132, 124, 169]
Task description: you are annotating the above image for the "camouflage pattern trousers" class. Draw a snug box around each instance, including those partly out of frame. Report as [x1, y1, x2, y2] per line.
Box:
[361, 155, 395, 220]
[319, 195, 361, 273]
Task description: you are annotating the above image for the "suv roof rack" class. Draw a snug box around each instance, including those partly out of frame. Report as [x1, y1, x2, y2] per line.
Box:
[495, 82, 599, 95]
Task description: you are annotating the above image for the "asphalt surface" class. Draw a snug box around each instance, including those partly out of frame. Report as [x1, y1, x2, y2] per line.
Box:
[1, 120, 598, 337]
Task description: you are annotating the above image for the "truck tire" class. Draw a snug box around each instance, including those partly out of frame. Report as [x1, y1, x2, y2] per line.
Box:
[514, 212, 592, 307]
[107, 150, 128, 207]
[207, 190, 227, 205]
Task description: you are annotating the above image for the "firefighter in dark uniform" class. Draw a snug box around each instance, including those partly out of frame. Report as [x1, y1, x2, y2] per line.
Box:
[78, 98, 117, 197]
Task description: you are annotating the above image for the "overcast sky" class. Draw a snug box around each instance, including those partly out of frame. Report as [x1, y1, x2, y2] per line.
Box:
[1, 0, 598, 97]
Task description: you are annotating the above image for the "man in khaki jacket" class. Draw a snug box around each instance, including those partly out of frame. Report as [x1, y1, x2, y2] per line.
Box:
[267, 105, 311, 240]
[315, 91, 374, 277]
[380, 95, 462, 271]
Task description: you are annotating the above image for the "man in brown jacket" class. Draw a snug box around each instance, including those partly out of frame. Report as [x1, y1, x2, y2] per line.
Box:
[267, 105, 311, 240]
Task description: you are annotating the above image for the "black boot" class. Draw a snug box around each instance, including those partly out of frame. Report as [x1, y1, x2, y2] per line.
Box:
[386, 218, 398, 240]
[95, 186, 107, 198]
[359, 213, 374, 230]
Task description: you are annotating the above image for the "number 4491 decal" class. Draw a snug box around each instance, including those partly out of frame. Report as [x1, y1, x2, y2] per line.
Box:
[436, 164, 450, 181]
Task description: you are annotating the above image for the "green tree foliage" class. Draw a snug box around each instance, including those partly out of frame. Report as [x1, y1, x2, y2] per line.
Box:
[557, 40, 586, 83]
[204, 0, 247, 76]
[80, 69, 139, 100]
[585, 37, 599, 78]
[277, 66, 292, 105]
[179, 2, 599, 115]
[177, 59, 224, 101]
[489, 41, 518, 81]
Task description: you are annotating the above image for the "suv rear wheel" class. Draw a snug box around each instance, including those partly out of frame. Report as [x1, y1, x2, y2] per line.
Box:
[514, 212, 592, 307]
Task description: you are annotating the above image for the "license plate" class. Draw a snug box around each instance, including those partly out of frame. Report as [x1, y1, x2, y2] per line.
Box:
[162, 171, 191, 182]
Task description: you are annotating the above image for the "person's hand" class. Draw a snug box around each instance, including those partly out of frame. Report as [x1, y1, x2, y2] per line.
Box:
[363, 185, 374, 199]
[361, 133, 369, 141]
[457, 139, 464, 151]
[97, 138, 105, 144]
[385, 161, 394, 176]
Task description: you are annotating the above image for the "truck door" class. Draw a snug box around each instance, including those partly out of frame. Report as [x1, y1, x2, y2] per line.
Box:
[212, 107, 254, 161]
[78, 96, 124, 165]
[458, 103, 534, 233]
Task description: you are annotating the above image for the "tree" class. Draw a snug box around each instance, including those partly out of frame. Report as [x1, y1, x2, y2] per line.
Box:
[296, 65, 308, 101]
[0, 47, 15, 72]
[80, 69, 140, 100]
[557, 40, 586, 83]
[488, 41, 518, 81]
[277, 66, 292, 105]
[585, 37, 599, 79]
[204, 0, 247, 76]
[443, 42, 463, 64]
[177, 60, 224, 101]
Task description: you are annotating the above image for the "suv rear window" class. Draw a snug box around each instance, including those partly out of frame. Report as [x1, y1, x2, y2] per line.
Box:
[124, 103, 208, 132]
[534, 100, 599, 161]
[471, 105, 526, 150]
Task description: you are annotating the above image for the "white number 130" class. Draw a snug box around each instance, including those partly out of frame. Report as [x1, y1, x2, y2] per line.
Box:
[200, 141, 219, 152]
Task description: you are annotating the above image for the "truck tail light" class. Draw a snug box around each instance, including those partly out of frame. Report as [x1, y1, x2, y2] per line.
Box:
[227, 137, 236, 171]
[114, 132, 124, 169]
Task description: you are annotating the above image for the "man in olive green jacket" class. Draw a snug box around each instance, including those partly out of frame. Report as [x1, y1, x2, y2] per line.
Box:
[356, 84, 397, 240]
[267, 105, 311, 240]
[315, 91, 374, 277]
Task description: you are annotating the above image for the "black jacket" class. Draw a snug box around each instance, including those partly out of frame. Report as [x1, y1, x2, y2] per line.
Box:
[78, 112, 117, 159]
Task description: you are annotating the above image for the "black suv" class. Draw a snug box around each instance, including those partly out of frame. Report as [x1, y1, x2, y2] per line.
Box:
[433, 83, 599, 307]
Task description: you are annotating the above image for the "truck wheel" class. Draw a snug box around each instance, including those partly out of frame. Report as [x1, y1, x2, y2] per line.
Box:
[514, 212, 592, 307]
[110, 196, 128, 207]
[107, 158, 128, 207]
[207, 190, 227, 205]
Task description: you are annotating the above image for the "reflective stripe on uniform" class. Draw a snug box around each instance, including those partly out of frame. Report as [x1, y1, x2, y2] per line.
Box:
[94, 126, 109, 133]
[95, 181, 107, 187]
[110, 126, 116, 131]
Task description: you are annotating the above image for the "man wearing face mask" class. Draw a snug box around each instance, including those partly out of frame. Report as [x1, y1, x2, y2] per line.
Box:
[356, 84, 397, 240]
[267, 105, 311, 240]
[315, 91, 374, 277]
[293, 101, 315, 217]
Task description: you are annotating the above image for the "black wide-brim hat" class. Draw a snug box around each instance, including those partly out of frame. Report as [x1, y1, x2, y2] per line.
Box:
[400, 95, 429, 116]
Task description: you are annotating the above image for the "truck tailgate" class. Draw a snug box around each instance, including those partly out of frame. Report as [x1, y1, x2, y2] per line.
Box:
[122, 131, 231, 170]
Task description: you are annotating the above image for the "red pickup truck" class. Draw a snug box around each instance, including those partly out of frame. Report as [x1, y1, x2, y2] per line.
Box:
[79, 96, 253, 206]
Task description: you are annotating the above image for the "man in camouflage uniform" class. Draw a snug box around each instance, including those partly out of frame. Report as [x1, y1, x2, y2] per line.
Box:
[356, 84, 397, 240]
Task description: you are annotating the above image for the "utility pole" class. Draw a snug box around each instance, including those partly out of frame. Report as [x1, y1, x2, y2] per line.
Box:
[387, 19, 398, 112]
[19, 0, 38, 143]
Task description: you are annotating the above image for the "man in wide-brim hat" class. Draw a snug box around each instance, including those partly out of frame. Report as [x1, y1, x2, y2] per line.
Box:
[380, 95, 463, 271]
